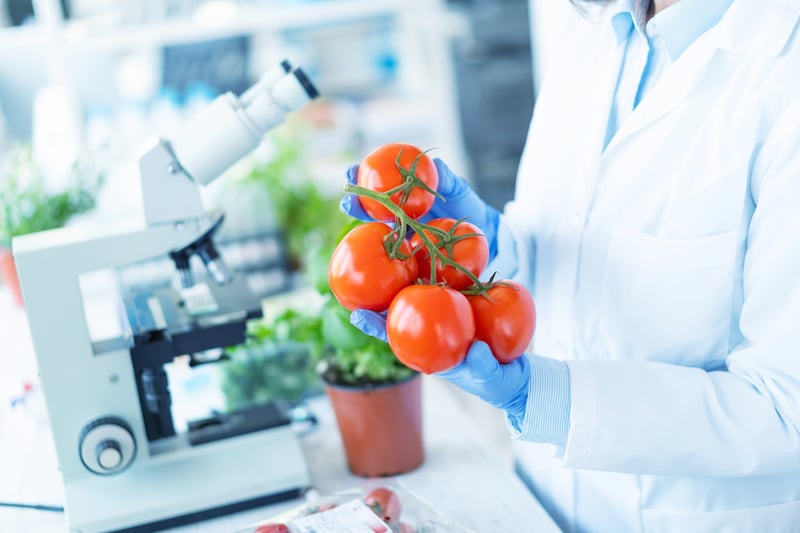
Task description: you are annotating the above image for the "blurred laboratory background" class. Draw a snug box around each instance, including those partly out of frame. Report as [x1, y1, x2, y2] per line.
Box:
[0, 5, 591, 530]
[0, 0, 584, 450]
[0, 0, 587, 209]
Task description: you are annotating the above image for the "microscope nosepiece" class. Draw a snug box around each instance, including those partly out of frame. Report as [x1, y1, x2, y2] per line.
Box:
[197, 240, 232, 285]
[204, 256, 232, 285]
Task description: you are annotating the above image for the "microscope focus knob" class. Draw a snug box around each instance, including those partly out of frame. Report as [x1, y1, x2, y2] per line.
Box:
[96, 440, 123, 470]
[79, 417, 137, 475]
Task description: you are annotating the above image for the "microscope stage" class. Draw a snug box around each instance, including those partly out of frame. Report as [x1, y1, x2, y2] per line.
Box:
[122, 275, 263, 366]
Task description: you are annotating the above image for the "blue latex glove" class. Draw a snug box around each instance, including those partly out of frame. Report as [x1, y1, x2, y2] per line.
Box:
[350, 310, 530, 419]
[437, 341, 530, 419]
[339, 158, 501, 258]
[338, 165, 374, 222]
[349, 308, 391, 341]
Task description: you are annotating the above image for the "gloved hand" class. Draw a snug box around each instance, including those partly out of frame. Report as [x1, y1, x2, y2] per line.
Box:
[437, 341, 530, 419]
[339, 158, 501, 258]
[339, 165, 375, 223]
[349, 308, 390, 341]
[350, 310, 531, 420]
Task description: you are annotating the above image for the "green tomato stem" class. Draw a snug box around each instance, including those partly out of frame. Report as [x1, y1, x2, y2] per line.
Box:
[345, 183, 487, 291]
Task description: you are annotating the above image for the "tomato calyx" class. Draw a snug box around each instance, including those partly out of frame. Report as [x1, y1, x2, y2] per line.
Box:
[408, 217, 484, 257]
[406, 223, 481, 286]
[410, 217, 486, 286]
[385, 147, 443, 207]
[459, 272, 515, 300]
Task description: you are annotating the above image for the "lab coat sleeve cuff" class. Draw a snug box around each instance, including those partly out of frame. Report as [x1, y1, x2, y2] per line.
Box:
[484, 216, 518, 280]
[506, 355, 571, 445]
[560, 360, 599, 467]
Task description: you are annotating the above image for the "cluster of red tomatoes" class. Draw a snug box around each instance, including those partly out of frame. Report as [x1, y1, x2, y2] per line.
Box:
[328, 143, 536, 374]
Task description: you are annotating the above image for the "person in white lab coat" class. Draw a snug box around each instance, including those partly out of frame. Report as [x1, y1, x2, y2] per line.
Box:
[343, 0, 800, 531]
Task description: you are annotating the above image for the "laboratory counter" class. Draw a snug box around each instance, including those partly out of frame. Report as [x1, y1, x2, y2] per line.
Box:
[0, 289, 560, 532]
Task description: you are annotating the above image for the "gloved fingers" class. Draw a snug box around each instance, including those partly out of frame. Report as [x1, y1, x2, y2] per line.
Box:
[425, 158, 485, 224]
[461, 340, 503, 384]
[349, 309, 389, 343]
[339, 194, 373, 221]
[433, 158, 470, 199]
[345, 164, 359, 185]
[340, 165, 375, 220]
[437, 341, 530, 386]
[434, 358, 469, 380]
[435, 340, 498, 383]
[435, 341, 531, 413]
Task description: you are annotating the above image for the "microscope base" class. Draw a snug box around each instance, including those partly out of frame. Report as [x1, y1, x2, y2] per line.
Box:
[63, 424, 309, 533]
[114, 488, 302, 533]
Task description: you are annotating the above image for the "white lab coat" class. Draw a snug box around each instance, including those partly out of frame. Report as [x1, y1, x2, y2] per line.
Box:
[498, 1, 800, 531]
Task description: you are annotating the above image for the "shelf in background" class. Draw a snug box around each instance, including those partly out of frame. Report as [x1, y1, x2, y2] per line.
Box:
[0, 0, 444, 53]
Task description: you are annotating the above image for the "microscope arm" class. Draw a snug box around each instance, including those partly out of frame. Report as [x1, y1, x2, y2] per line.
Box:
[13, 216, 219, 276]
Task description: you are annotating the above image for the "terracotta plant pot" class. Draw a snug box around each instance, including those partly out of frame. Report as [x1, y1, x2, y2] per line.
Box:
[0, 248, 23, 307]
[325, 373, 424, 477]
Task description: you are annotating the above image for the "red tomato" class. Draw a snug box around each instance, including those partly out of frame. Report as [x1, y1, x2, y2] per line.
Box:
[363, 486, 402, 524]
[468, 281, 536, 364]
[329, 223, 418, 312]
[410, 218, 488, 290]
[253, 524, 289, 533]
[309, 502, 337, 513]
[357, 143, 438, 221]
[387, 285, 475, 373]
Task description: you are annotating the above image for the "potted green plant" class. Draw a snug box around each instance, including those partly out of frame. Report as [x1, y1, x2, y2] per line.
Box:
[240, 218, 424, 478]
[0, 145, 104, 306]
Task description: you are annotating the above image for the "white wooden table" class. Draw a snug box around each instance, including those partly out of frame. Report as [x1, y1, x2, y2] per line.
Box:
[0, 287, 560, 532]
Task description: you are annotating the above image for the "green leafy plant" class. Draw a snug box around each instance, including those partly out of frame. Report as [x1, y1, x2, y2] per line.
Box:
[237, 217, 415, 389]
[0, 144, 104, 248]
[220, 339, 320, 410]
[219, 222, 414, 412]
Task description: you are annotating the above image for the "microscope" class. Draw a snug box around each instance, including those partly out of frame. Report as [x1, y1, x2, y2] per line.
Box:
[13, 60, 319, 533]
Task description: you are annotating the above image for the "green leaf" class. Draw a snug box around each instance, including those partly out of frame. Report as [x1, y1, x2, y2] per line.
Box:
[0, 144, 105, 247]
[321, 298, 368, 351]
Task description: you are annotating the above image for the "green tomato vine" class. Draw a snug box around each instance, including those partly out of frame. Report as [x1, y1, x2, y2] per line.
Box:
[344, 154, 496, 294]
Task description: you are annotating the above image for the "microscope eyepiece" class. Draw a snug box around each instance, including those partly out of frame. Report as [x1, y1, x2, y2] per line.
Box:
[293, 68, 319, 100]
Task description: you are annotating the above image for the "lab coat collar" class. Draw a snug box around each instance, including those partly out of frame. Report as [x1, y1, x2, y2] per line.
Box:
[648, 0, 734, 61]
[603, 0, 800, 156]
[610, 0, 649, 42]
[714, 0, 800, 56]
[612, 0, 734, 63]
[608, 0, 800, 57]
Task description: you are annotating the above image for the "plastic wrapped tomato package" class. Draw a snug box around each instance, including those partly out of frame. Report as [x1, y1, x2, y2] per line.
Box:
[237, 479, 472, 533]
